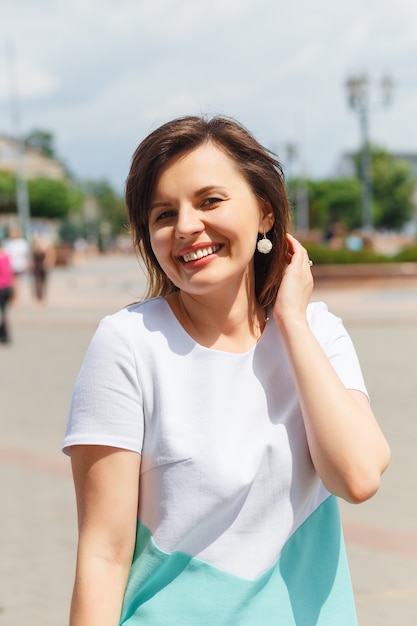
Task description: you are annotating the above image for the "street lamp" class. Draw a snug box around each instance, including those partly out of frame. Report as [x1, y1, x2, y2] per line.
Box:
[345, 74, 394, 233]
[284, 143, 309, 233]
[6, 40, 31, 238]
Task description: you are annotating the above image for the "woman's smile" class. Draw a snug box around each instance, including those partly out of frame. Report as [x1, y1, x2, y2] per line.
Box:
[149, 143, 270, 296]
[178, 243, 223, 264]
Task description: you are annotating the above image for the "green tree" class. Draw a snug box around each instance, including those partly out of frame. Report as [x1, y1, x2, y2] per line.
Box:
[354, 147, 416, 230]
[24, 129, 56, 158]
[82, 179, 128, 235]
[308, 178, 361, 231]
[28, 178, 84, 219]
[0, 171, 84, 221]
[0, 172, 16, 213]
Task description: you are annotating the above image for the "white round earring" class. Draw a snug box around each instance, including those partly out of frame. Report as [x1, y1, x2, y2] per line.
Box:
[257, 229, 273, 254]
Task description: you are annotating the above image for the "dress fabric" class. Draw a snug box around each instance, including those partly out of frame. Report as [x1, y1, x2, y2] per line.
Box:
[63, 298, 367, 625]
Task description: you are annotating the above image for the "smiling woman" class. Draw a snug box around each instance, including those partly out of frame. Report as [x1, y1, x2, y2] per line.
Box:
[127, 116, 289, 307]
[146, 142, 275, 307]
[63, 115, 390, 626]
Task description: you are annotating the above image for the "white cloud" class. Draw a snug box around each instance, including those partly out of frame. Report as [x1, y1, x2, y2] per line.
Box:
[0, 0, 416, 189]
[0, 56, 58, 101]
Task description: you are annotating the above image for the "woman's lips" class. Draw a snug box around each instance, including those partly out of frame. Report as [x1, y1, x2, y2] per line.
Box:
[179, 244, 222, 263]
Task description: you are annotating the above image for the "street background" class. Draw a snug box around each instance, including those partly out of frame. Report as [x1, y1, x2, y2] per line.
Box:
[1, 253, 416, 625]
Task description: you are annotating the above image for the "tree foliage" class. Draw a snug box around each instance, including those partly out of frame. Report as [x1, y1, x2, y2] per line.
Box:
[82, 179, 128, 234]
[24, 129, 56, 158]
[353, 146, 416, 230]
[298, 147, 416, 232]
[28, 178, 83, 219]
[0, 172, 16, 213]
[0, 173, 84, 220]
[307, 178, 361, 231]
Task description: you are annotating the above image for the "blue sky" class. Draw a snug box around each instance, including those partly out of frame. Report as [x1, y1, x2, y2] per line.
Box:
[1, 0, 416, 192]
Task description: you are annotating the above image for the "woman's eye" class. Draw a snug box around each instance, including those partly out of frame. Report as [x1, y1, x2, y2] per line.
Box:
[154, 210, 176, 222]
[202, 197, 223, 208]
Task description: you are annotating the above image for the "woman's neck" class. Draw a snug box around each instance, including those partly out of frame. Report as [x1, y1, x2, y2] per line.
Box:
[167, 288, 267, 353]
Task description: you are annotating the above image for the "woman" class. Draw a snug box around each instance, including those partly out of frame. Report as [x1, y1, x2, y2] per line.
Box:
[3, 227, 30, 305]
[31, 232, 56, 303]
[0, 240, 14, 343]
[63, 116, 390, 625]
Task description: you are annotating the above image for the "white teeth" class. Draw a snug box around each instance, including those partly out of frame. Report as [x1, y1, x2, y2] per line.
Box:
[182, 245, 220, 263]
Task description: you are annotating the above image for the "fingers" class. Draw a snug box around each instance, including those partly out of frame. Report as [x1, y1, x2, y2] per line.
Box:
[274, 235, 314, 322]
[285, 234, 313, 268]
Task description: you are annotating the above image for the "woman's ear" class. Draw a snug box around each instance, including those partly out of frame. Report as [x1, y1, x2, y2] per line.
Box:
[259, 201, 274, 233]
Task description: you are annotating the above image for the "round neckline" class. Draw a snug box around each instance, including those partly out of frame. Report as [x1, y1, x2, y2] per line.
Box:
[159, 297, 270, 356]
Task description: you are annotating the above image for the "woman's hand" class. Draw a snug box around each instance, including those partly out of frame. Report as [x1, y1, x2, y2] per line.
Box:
[273, 234, 313, 326]
[271, 234, 390, 503]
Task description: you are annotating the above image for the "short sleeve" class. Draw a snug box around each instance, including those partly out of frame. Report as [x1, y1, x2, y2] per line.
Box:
[307, 301, 368, 398]
[62, 315, 144, 455]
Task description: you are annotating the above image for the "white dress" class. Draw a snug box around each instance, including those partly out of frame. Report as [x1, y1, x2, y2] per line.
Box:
[64, 298, 367, 625]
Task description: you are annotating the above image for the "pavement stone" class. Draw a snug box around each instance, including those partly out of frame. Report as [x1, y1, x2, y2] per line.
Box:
[1, 253, 416, 625]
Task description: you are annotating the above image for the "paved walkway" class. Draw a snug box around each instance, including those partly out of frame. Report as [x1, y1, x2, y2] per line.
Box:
[1, 254, 416, 625]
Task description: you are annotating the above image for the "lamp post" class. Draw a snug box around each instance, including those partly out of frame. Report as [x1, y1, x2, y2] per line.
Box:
[6, 41, 31, 238]
[285, 143, 309, 233]
[345, 75, 393, 233]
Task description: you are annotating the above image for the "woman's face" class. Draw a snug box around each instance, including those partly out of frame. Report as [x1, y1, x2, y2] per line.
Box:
[148, 142, 273, 299]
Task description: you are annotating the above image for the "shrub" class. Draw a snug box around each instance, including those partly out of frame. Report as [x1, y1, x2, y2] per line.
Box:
[304, 244, 388, 265]
[392, 246, 417, 262]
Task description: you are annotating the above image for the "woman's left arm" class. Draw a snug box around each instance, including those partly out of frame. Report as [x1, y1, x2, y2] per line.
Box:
[274, 235, 390, 503]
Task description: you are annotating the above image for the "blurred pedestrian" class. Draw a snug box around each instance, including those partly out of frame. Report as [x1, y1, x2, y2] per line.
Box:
[63, 115, 390, 625]
[0, 240, 14, 343]
[3, 227, 30, 303]
[31, 232, 56, 303]
[3, 227, 30, 275]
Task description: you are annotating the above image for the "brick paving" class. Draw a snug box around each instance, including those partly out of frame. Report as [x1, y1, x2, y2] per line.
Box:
[0, 253, 416, 625]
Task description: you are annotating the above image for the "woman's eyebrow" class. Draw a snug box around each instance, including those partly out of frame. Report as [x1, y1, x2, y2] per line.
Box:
[194, 185, 228, 197]
[150, 199, 172, 211]
[151, 185, 228, 209]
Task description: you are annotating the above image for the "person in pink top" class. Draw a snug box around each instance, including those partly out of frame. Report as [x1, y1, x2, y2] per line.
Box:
[0, 241, 14, 343]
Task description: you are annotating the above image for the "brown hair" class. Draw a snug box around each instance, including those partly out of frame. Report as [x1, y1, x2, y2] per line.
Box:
[126, 115, 291, 308]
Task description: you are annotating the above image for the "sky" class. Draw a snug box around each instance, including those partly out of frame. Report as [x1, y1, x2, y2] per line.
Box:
[1, 0, 416, 193]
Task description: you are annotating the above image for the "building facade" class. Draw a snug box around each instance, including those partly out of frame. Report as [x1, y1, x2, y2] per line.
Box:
[0, 135, 65, 180]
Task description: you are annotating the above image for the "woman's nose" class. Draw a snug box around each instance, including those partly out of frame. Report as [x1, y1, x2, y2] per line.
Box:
[175, 206, 204, 239]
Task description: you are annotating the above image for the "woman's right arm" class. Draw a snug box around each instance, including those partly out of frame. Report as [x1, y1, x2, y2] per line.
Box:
[69, 445, 141, 626]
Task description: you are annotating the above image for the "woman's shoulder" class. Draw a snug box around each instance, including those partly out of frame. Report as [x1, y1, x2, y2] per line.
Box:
[108, 296, 165, 316]
[97, 297, 170, 337]
[307, 300, 350, 347]
[307, 300, 338, 323]
[81, 298, 173, 365]
[307, 300, 341, 332]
